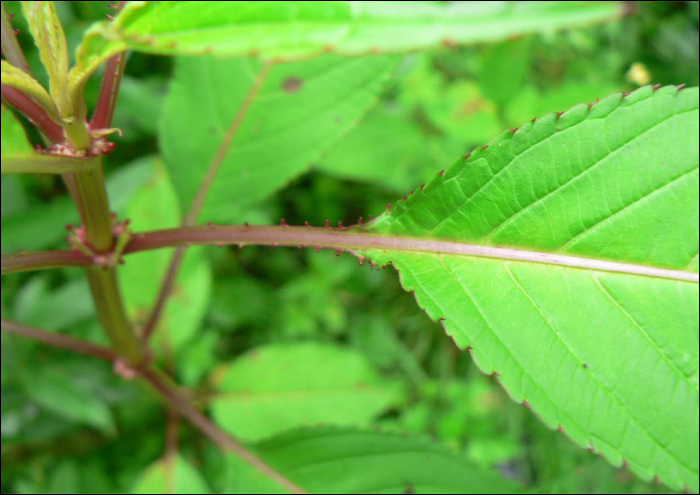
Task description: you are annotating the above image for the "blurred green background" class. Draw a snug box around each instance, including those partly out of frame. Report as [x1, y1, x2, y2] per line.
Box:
[1, 1, 698, 493]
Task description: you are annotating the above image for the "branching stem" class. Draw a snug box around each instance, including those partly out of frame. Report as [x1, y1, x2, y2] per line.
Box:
[141, 368, 307, 494]
[2, 319, 306, 493]
[142, 62, 275, 341]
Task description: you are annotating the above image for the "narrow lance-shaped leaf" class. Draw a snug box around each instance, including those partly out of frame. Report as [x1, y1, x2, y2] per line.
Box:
[225, 427, 524, 494]
[1, 60, 60, 122]
[70, 1, 624, 95]
[353, 85, 699, 492]
[20, 1, 72, 119]
[161, 54, 397, 223]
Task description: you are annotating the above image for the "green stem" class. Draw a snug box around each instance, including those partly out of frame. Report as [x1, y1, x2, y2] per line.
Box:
[71, 156, 144, 365]
[85, 266, 143, 365]
[73, 159, 114, 252]
[63, 117, 92, 151]
[1, 155, 96, 175]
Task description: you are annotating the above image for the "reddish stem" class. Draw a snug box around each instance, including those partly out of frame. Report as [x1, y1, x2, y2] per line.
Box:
[90, 51, 126, 130]
[141, 248, 184, 341]
[1, 319, 117, 361]
[1, 250, 93, 275]
[142, 63, 275, 342]
[90, 1, 128, 129]
[1, 4, 32, 75]
[1, 85, 64, 143]
[141, 368, 306, 494]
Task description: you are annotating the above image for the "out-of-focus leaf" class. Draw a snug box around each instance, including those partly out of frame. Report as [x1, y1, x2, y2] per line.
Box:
[210, 343, 402, 441]
[22, 367, 114, 433]
[133, 456, 210, 494]
[316, 107, 437, 192]
[46, 462, 81, 495]
[1, 176, 28, 219]
[112, 75, 165, 139]
[73, 1, 623, 81]
[13, 277, 93, 331]
[225, 426, 524, 494]
[119, 160, 211, 350]
[161, 55, 396, 223]
[479, 38, 533, 104]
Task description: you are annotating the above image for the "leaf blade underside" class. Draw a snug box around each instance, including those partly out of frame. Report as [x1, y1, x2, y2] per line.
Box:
[358, 85, 699, 492]
[72, 0, 623, 82]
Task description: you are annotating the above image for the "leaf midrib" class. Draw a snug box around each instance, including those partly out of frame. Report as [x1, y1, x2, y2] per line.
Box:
[127, 226, 700, 283]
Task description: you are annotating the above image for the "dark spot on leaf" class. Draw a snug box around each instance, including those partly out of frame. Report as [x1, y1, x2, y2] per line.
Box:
[282, 77, 304, 93]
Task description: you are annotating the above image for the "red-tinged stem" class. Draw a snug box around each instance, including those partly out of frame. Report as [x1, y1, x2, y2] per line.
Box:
[142, 62, 275, 341]
[90, 1, 127, 130]
[1, 319, 117, 361]
[2, 85, 64, 143]
[69, 159, 145, 366]
[1, 319, 303, 492]
[141, 248, 184, 340]
[4, 224, 700, 284]
[1, 250, 93, 275]
[90, 51, 126, 130]
[141, 368, 307, 494]
[1, 4, 32, 75]
[125, 224, 699, 284]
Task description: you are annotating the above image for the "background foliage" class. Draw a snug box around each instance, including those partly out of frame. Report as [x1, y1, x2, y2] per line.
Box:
[1, 1, 698, 493]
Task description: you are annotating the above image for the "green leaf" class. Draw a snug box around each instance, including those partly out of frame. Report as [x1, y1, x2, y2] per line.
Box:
[119, 160, 211, 351]
[226, 426, 523, 494]
[478, 38, 533, 104]
[210, 343, 401, 441]
[22, 367, 114, 433]
[73, 0, 623, 77]
[133, 456, 210, 494]
[14, 278, 93, 332]
[316, 105, 461, 193]
[1, 60, 59, 120]
[1, 176, 28, 219]
[20, 1, 72, 118]
[161, 55, 396, 223]
[357, 86, 699, 492]
[1, 104, 34, 158]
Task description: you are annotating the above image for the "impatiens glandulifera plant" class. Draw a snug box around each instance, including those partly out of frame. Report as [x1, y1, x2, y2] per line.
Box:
[1, 1, 698, 494]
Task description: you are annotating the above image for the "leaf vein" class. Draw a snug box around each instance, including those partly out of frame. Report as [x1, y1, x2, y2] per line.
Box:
[560, 167, 699, 251]
[504, 265, 694, 473]
[483, 108, 698, 242]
